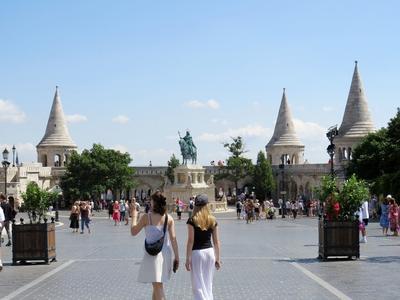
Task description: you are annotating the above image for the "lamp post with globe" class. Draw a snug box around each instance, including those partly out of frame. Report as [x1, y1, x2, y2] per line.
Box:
[2, 148, 10, 196]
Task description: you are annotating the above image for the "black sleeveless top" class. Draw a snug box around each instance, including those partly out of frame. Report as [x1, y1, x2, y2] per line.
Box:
[187, 217, 217, 250]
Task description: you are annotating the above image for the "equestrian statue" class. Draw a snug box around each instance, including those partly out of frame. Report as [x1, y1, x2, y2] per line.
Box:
[178, 130, 197, 165]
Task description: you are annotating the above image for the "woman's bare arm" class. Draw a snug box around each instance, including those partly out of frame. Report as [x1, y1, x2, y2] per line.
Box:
[130, 211, 147, 236]
[185, 225, 195, 271]
[212, 225, 221, 270]
[168, 215, 179, 262]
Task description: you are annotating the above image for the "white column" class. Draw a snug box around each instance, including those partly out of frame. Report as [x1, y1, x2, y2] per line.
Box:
[193, 172, 198, 183]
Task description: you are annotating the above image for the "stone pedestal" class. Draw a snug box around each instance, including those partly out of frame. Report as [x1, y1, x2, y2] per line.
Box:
[165, 164, 227, 212]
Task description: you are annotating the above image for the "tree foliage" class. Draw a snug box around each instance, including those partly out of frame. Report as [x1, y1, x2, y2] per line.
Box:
[21, 182, 58, 224]
[253, 151, 275, 200]
[348, 108, 400, 199]
[218, 136, 253, 190]
[318, 175, 369, 221]
[166, 154, 180, 184]
[60, 144, 135, 201]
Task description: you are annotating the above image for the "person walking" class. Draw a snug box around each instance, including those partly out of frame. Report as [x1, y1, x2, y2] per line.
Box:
[0, 194, 13, 246]
[80, 201, 91, 234]
[119, 200, 126, 224]
[185, 194, 221, 300]
[380, 196, 390, 236]
[108, 201, 113, 219]
[112, 200, 120, 226]
[291, 200, 298, 220]
[236, 200, 242, 219]
[176, 199, 182, 220]
[359, 199, 369, 243]
[0, 205, 4, 271]
[125, 200, 130, 225]
[130, 192, 179, 300]
[388, 196, 399, 236]
[188, 197, 195, 219]
[69, 201, 80, 233]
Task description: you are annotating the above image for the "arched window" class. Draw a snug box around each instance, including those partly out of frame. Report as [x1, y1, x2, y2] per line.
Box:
[348, 147, 352, 160]
[54, 154, 62, 167]
[41, 154, 48, 167]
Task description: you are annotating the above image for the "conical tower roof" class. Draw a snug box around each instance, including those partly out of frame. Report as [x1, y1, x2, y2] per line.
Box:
[266, 89, 303, 148]
[37, 87, 77, 148]
[338, 61, 374, 138]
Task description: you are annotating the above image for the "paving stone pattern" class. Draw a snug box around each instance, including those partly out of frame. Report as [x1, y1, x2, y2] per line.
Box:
[0, 211, 399, 299]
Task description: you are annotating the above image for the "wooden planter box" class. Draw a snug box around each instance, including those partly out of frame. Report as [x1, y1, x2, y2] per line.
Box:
[12, 221, 56, 265]
[318, 219, 359, 260]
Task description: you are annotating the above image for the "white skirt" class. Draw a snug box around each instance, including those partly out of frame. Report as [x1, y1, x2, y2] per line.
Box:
[191, 247, 215, 300]
[137, 243, 173, 283]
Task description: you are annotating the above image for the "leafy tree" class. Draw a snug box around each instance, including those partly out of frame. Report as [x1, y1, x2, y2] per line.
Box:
[166, 154, 180, 184]
[218, 136, 253, 191]
[347, 128, 388, 181]
[253, 151, 275, 200]
[60, 144, 135, 202]
[348, 108, 400, 199]
[21, 182, 58, 223]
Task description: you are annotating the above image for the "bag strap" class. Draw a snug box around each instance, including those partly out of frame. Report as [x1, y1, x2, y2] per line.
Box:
[162, 214, 168, 235]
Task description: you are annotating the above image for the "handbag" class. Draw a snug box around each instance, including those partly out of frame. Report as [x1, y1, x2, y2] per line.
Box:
[144, 214, 168, 256]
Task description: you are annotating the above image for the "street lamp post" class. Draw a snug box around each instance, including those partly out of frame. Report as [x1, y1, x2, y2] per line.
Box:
[279, 154, 286, 218]
[326, 125, 339, 179]
[2, 148, 10, 196]
[12, 145, 16, 167]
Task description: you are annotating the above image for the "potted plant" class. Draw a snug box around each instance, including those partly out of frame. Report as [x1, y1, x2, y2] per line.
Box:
[318, 174, 369, 260]
[12, 182, 58, 265]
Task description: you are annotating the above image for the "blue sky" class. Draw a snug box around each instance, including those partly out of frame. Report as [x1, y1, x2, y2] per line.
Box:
[0, 1, 398, 166]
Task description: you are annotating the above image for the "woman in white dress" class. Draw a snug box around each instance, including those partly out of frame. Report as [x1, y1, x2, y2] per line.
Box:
[185, 194, 221, 300]
[131, 192, 179, 300]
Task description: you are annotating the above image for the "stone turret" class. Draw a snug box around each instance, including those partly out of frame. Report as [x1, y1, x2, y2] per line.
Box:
[37, 87, 77, 167]
[266, 89, 304, 165]
[335, 62, 375, 163]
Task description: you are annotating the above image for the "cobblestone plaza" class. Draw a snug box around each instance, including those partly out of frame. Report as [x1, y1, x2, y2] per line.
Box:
[1, 211, 399, 300]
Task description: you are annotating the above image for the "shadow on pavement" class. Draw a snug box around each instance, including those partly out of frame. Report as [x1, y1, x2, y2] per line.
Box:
[364, 256, 400, 264]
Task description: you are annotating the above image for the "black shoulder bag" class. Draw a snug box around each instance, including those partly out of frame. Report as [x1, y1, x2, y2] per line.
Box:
[144, 214, 168, 256]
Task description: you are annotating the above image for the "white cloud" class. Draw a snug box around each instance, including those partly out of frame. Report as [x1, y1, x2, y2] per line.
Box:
[111, 144, 129, 153]
[207, 99, 220, 109]
[292, 119, 328, 163]
[211, 118, 229, 126]
[112, 115, 130, 124]
[0, 100, 26, 123]
[198, 124, 272, 142]
[66, 114, 88, 123]
[293, 118, 326, 139]
[185, 99, 220, 110]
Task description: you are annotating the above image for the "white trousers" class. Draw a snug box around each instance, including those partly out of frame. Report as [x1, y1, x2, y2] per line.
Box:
[191, 248, 215, 300]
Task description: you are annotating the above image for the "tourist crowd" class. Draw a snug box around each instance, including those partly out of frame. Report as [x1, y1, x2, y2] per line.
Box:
[234, 196, 320, 223]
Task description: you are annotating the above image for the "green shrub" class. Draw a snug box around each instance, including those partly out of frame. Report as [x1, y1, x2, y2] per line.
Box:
[21, 182, 58, 224]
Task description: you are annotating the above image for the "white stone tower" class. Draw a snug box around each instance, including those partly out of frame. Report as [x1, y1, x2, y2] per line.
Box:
[37, 87, 77, 167]
[266, 89, 305, 165]
[335, 61, 375, 164]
